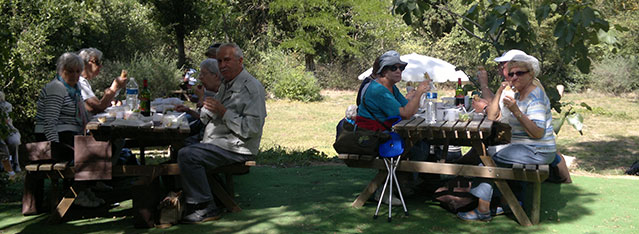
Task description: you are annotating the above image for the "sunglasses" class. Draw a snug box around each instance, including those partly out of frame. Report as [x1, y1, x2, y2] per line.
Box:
[90, 59, 103, 66]
[388, 65, 405, 72]
[508, 70, 529, 77]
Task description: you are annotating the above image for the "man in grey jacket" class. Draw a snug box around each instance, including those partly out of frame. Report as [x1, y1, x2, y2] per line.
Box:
[179, 43, 267, 223]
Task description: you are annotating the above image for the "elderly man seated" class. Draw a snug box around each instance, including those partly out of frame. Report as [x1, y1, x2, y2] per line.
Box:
[178, 43, 267, 223]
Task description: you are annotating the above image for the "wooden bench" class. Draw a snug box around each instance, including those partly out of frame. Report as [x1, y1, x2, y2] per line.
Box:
[338, 154, 549, 225]
[23, 160, 256, 223]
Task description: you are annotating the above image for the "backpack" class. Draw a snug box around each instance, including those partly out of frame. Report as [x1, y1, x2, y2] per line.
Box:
[626, 161, 639, 176]
[433, 177, 478, 213]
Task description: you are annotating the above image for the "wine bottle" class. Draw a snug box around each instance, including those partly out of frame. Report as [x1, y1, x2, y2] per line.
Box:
[455, 78, 465, 106]
[139, 79, 151, 116]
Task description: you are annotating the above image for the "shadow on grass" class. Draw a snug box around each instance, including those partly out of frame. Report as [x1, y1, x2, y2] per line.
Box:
[561, 135, 639, 171]
[3, 166, 596, 233]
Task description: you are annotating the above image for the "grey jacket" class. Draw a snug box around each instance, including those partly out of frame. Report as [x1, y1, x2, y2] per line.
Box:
[200, 69, 267, 155]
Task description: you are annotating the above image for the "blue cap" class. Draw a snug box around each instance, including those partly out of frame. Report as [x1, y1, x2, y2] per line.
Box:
[379, 132, 404, 158]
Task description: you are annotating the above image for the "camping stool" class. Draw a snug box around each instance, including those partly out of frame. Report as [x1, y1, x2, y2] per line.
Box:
[373, 154, 408, 222]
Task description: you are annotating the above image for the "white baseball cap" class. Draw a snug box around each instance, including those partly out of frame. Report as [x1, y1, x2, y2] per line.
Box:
[494, 49, 527, 62]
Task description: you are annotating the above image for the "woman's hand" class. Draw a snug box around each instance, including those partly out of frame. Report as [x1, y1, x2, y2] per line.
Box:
[416, 79, 430, 94]
[495, 81, 510, 95]
[502, 96, 520, 113]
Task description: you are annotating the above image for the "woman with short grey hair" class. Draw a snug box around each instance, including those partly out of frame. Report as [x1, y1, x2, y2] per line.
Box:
[77, 47, 127, 114]
[35, 52, 88, 158]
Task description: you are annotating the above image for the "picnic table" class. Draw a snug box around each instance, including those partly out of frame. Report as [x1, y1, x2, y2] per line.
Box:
[339, 114, 549, 226]
[24, 116, 253, 227]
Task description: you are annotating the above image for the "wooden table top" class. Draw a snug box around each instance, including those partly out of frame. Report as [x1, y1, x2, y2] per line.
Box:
[393, 114, 511, 146]
[86, 118, 190, 145]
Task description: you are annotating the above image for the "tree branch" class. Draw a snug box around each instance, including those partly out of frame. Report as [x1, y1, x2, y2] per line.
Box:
[433, 3, 493, 44]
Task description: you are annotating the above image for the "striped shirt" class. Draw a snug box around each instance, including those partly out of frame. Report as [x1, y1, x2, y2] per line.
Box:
[507, 86, 556, 153]
[34, 79, 85, 142]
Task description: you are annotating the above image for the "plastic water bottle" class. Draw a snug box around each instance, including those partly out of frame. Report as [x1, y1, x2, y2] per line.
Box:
[426, 82, 438, 124]
[126, 77, 139, 111]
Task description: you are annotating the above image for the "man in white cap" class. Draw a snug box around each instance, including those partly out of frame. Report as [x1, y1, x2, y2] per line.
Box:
[473, 49, 527, 112]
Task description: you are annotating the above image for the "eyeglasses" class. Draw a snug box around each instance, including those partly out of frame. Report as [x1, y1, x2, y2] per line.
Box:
[90, 59, 102, 66]
[65, 68, 82, 74]
[508, 70, 529, 77]
[388, 65, 405, 72]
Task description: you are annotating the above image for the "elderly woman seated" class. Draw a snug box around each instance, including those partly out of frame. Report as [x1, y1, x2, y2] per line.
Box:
[457, 53, 556, 221]
[356, 50, 431, 205]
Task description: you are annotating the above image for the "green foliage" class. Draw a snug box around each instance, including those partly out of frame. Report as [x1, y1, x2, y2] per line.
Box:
[78, 0, 162, 61]
[252, 49, 322, 102]
[588, 55, 639, 94]
[257, 145, 330, 167]
[552, 101, 592, 135]
[272, 66, 323, 102]
[93, 48, 182, 99]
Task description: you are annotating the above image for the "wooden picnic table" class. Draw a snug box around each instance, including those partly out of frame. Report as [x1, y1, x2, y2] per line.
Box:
[339, 114, 549, 226]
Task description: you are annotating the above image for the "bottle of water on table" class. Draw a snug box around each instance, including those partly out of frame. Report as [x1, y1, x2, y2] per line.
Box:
[126, 77, 139, 111]
[426, 81, 437, 124]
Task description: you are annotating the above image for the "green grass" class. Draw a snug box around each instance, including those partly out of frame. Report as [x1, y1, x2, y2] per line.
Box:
[259, 89, 639, 175]
[3, 89, 639, 232]
[2, 166, 639, 233]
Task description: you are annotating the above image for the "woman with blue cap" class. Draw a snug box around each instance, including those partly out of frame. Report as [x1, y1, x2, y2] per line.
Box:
[355, 50, 429, 130]
[355, 50, 430, 205]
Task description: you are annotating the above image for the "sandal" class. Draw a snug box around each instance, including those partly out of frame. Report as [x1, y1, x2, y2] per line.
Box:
[457, 208, 492, 222]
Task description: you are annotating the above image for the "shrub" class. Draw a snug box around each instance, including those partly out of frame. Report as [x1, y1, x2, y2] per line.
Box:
[252, 49, 322, 102]
[92, 48, 182, 100]
[257, 145, 330, 167]
[589, 56, 639, 94]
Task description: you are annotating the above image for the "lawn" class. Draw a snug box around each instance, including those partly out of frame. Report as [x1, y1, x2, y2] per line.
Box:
[2, 89, 638, 233]
[2, 166, 638, 233]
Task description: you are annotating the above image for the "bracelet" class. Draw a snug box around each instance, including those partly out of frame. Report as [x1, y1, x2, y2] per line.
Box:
[515, 111, 523, 118]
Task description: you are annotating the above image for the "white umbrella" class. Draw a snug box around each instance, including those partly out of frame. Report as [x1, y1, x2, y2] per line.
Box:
[358, 53, 469, 83]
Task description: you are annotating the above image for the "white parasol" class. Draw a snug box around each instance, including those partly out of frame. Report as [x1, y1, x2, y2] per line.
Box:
[358, 53, 469, 83]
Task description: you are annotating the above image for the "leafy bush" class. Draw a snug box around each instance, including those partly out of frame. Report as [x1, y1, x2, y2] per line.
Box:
[589, 56, 639, 94]
[93, 48, 182, 99]
[257, 145, 330, 167]
[315, 62, 364, 90]
[252, 49, 322, 102]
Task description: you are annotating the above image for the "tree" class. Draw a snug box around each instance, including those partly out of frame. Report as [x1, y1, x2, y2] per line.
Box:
[393, 0, 618, 133]
[393, 0, 615, 73]
[144, 0, 201, 68]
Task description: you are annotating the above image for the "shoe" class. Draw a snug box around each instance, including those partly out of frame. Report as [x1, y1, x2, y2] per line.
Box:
[93, 182, 113, 191]
[374, 188, 401, 206]
[457, 208, 492, 222]
[182, 202, 222, 223]
[73, 191, 100, 208]
[491, 201, 522, 216]
[84, 189, 106, 205]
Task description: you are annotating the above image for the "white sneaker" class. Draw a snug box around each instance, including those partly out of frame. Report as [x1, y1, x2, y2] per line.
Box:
[374, 188, 401, 206]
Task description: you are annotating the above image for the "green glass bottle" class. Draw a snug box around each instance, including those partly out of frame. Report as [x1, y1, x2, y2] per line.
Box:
[139, 79, 151, 116]
[455, 78, 465, 106]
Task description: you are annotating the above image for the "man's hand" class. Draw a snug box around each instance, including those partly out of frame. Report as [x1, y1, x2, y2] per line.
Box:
[175, 104, 191, 113]
[193, 85, 204, 99]
[477, 66, 488, 86]
[472, 97, 489, 113]
[113, 74, 128, 91]
[203, 97, 226, 117]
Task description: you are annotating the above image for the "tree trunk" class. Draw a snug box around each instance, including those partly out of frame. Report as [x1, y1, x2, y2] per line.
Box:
[176, 24, 186, 69]
[305, 54, 315, 72]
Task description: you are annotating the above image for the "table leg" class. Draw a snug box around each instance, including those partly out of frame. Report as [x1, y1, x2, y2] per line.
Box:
[472, 139, 532, 226]
[139, 146, 146, 165]
[352, 171, 387, 208]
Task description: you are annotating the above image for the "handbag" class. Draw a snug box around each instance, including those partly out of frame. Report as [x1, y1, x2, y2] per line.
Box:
[333, 121, 390, 155]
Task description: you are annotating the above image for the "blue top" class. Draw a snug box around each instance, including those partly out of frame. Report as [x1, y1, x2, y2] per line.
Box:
[357, 80, 408, 121]
[508, 86, 556, 153]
